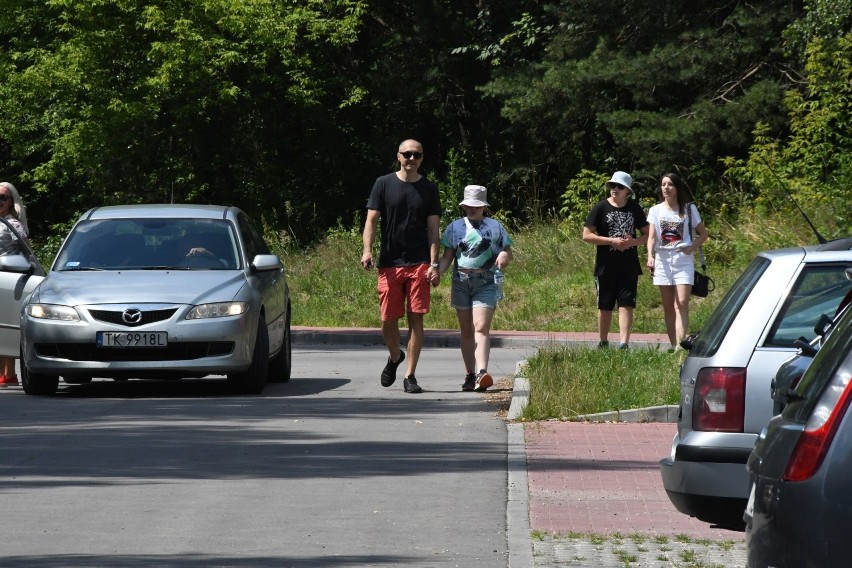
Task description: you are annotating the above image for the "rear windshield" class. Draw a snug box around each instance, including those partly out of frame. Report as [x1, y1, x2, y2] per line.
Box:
[783, 308, 852, 424]
[689, 256, 770, 357]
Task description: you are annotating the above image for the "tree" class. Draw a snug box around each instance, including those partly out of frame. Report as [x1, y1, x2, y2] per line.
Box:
[0, 0, 367, 240]
[724, 0, 852, 237]
[481, 0, 802, 214]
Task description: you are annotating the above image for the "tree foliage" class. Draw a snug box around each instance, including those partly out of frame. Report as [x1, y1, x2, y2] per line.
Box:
[0, 0, 846, 248]
[724, 0, 852, 238]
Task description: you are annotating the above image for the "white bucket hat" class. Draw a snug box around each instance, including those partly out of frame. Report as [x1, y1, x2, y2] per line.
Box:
[459, 185, 490, 207]
[606, 171, 633, 190]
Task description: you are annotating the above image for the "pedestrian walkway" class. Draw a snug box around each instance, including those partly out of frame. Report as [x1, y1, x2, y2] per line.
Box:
[293, 327, 747, 567]
[522, 421, 746, 567]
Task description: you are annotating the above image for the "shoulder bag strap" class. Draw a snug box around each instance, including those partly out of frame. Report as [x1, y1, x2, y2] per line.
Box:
[687, 203, 707, 272]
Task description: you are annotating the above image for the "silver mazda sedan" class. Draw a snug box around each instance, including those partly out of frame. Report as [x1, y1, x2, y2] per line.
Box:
[18, 204, 291, 395]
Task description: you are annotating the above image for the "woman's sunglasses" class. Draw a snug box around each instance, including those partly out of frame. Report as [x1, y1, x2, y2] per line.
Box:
[0, 194, 12, 202]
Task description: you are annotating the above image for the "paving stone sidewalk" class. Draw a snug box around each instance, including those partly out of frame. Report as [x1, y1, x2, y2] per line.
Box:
[523, 421, 747, 567]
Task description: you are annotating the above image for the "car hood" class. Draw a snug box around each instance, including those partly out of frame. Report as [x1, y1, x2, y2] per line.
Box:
[31, 270, 247, 306]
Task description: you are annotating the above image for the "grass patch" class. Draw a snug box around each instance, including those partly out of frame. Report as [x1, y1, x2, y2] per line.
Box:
[536, 531, 743, 568]
[520, 344, 682, 420]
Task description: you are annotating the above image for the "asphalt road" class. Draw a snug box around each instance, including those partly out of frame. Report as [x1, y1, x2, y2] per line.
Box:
[1, 343, 533, 567]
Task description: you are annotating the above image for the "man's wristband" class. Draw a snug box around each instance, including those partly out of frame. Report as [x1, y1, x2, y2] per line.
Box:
[430, 263, 439, 269]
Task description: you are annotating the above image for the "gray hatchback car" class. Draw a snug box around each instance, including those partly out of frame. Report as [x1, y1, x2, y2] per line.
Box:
[660, 237, 852, 528]
[18, 204, 291, 395]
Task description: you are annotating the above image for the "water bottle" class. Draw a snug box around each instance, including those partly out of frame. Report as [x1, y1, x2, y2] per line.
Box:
[494, 268, 505, 301]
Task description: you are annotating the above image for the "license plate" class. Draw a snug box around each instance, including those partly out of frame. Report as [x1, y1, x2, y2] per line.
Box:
[97, 331, 168, 348]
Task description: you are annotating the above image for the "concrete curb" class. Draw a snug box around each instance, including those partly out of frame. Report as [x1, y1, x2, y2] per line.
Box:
[507, 422, 534, 568]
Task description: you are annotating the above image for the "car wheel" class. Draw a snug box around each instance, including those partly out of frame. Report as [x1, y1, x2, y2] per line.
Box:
[20, 345, 59, 396]
[268, 306, 291, 383]
[227, 315, 269, 394]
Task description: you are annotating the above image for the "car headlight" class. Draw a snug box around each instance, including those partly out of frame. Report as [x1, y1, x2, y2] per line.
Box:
[186, 302, 249, 319]
[26, 304, 81, 321]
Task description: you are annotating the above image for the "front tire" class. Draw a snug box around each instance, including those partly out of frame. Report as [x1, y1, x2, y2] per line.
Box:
[227, 316, 269, 394]
[20, 344, 59, 395]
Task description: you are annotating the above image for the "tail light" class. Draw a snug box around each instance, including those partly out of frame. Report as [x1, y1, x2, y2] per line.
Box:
[783, 371, 852, 482]
[693, 367, 746, 432]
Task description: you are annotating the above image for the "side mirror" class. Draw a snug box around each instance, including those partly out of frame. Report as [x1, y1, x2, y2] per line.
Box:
[813, 313, 833, 337]
[251, 254, 282, 273]
[793, 337, 819, 357]
[0, 254, 35, 274]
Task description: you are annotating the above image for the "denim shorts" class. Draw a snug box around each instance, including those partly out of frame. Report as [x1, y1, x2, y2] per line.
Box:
[451, 272, 499, 310]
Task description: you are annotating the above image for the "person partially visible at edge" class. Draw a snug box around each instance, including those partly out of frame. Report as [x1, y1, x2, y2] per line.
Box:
[645, 172, 709, 350]
[582, 171, 649, 350]
[361, 139, 441, 394]
[434, 185, 513, 392]
[0, 181, 29, 387]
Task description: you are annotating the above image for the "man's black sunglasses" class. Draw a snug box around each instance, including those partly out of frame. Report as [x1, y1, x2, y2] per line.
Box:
[399, 151, 423, 160]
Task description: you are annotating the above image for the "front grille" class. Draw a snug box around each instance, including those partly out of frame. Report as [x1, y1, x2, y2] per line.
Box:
[89, 308, 179, 327]
[34, 342, 234, 361]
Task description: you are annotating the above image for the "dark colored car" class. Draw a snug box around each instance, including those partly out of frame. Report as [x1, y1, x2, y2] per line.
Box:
[744, 302, 852, 566]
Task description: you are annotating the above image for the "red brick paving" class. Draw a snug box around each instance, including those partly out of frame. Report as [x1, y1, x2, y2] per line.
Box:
[525, 421, 746, 541]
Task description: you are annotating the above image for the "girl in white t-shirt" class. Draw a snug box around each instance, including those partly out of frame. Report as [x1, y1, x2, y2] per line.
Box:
[646, 173, 709, 349]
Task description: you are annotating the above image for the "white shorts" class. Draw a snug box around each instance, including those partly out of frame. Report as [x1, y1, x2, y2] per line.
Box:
[653, 249, 694, 286]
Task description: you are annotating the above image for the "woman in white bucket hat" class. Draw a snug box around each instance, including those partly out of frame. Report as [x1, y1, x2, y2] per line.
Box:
[434, 185, 513, 392]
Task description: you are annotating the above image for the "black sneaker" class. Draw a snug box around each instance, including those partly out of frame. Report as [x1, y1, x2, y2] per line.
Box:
[597, 340, 609, 349]
[474, 370, 493, 392]
[381, 351, 405, 387]
[403, 375, 423, 394]
[462, 373, 476, 392]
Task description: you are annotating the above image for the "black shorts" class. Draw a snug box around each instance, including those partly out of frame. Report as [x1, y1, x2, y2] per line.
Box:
[595, 271, 638, 310]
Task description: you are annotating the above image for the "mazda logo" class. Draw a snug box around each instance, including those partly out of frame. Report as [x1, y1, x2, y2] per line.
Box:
[122, 308, 143, 324]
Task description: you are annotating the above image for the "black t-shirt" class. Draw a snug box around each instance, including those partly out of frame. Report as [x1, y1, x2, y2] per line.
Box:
[366, 172, 441, 267]
[584, 198, 648, 277]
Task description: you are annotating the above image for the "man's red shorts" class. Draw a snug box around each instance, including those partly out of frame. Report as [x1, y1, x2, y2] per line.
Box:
[377, 263, 431, 321]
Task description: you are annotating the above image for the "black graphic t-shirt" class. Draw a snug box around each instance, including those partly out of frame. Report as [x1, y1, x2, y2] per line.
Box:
[584, 199, 648, 277]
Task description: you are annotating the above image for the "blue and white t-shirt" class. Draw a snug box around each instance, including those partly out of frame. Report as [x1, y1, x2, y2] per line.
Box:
[441, 216, 512, 270]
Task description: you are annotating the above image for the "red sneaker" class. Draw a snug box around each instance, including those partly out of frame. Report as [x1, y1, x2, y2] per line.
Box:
[474, 371, 493, 392]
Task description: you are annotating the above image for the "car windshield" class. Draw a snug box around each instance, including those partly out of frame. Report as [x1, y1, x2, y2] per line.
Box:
[689, 256, 770, 357]
[53, 218, 241, 271]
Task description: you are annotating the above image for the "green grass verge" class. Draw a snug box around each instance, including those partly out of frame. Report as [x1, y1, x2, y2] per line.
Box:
[519, 344, 683, 420]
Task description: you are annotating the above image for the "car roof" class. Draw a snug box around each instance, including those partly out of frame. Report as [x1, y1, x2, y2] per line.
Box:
[80, 204, 239, 221]
[758, 236, 852, 262]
